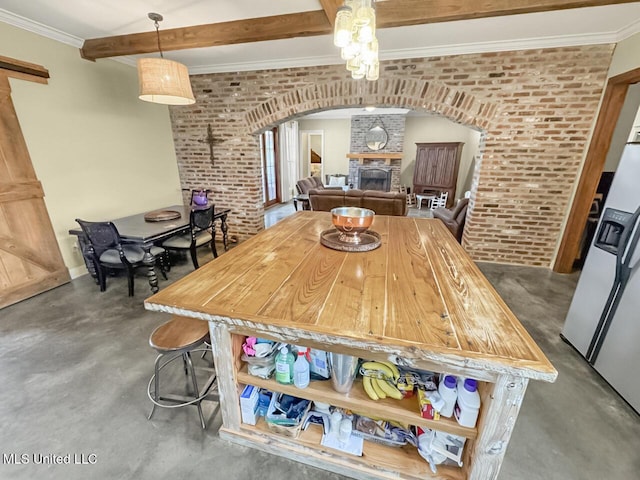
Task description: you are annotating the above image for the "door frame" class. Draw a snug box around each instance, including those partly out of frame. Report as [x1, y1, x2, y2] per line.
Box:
[299, 130, 324, 180]
[260, 127, 280, 208]
[554, 68, 640, 273]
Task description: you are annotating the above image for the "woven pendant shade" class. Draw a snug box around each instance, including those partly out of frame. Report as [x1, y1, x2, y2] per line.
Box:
[137, 58, 195, 105]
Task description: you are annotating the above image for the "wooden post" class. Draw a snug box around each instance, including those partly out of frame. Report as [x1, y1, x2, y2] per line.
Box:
[209, 321, 241, 430]
[466, 375, 529, 479]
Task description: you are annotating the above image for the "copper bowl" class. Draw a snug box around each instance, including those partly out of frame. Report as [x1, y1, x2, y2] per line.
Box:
[331, 207, 375, 244]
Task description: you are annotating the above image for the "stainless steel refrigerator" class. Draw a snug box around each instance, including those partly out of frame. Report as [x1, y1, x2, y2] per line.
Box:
[562, 142, 640, 413]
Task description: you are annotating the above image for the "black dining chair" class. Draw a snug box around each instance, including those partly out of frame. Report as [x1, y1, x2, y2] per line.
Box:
[161, 205, 217, 269]
[75, 219, 168, 296]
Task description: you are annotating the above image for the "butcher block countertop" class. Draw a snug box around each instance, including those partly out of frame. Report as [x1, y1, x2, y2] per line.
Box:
[145, 211, 557, 383]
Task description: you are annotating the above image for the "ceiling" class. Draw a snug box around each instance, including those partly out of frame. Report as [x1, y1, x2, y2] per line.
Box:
[1, 1, 640, 74]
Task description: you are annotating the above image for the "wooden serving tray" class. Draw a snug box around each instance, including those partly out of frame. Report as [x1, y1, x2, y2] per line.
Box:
[320, 229, 381, 252]
[144, 209, 182, 222]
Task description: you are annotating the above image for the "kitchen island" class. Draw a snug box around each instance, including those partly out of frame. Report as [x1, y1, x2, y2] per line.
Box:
[145, 211, 556, 480]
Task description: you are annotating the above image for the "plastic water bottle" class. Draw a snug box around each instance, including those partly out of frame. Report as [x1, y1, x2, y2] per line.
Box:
[454, 378, 481, 428]
[438, 375, 457, 418]
[294, 346, 310, 388]
[275, 345, 294, 384]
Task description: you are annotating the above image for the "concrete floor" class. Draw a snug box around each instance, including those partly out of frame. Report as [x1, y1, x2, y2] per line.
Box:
[1, 203, 639, 480]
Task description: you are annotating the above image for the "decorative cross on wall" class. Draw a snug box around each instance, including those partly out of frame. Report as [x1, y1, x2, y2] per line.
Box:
[198, 124, 216, 166]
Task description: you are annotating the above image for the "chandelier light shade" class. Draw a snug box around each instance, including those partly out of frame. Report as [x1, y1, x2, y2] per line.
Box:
[137, 13, 195, 105]
[333, 0, 379, 81]
[137, 58, 195, 105]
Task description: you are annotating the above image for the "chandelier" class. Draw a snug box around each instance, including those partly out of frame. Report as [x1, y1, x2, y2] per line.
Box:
[333, 0, 379, 81]
[137, 13, 195, 105]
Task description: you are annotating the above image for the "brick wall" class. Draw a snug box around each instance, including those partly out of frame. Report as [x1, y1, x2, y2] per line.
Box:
[349, 114, 405, 190]
[350, 115, 406, 153]
[170, 44, 614, 266]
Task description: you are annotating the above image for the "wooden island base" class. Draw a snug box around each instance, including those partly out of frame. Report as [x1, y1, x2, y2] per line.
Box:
[145, 212, 556, 480]
[221, 422, 466, 480]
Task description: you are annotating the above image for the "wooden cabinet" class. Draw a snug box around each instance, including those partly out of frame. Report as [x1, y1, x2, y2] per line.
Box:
[413, 142, 464, 207]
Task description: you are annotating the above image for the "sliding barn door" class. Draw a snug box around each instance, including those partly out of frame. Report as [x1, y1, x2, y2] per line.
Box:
[0, 74, 69, 309]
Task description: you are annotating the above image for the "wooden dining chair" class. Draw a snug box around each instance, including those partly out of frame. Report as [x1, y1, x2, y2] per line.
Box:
[75, 219, 168, 296]
[161, 205, 217, 269]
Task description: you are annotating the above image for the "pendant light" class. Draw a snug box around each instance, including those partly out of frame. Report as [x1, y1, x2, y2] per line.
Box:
[333, 1, 379, 81]
[137, 13, 195, 105]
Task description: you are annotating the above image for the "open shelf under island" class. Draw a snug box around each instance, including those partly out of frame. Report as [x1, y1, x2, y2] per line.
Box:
[145, 211, 557, 480]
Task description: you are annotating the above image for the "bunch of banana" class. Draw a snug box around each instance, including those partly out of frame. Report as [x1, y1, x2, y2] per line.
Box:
[361, 361, 403, 401]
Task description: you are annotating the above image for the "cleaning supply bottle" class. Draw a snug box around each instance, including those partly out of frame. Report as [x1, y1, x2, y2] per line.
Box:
[275, 345, 294, 384]
[438, 375, 457, 418]
[294, 346, 310, 389]
[454, 378, 481, 427]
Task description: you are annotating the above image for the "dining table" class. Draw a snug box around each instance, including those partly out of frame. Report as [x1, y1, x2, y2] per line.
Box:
[69, 204, 231, 293]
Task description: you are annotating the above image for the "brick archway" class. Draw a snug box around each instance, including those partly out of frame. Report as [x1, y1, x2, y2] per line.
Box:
[244, 78, 497, 252]
[244, 78, 497, 134]
[174, 47, 612, 267]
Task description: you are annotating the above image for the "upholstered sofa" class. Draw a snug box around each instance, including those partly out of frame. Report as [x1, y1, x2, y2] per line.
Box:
[432, 198, 469, 242]
[296, 176, 347, 196]
[308, 189, 408, 216]
[296, 176, 324, 195]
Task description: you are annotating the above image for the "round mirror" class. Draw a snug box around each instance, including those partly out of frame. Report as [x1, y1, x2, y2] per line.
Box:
[365, 126, 388, 151]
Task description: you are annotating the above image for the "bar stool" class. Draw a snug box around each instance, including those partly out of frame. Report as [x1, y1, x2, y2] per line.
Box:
[147, 315, 218, 429]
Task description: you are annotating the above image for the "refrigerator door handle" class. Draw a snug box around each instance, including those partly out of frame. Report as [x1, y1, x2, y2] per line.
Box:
[586, 282, 621, 363]
[617, 205, 640, 267]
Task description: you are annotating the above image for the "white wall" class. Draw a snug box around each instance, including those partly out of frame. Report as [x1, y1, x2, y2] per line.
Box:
[608, 31, 640, 78]
[298, 119, 351, 178]
[603, 83, 640, 171]
[603, 31, 640, 171]
[403, 116, 481, 200]
[0, 21, 182, 276]
[631, 106, 640, 141]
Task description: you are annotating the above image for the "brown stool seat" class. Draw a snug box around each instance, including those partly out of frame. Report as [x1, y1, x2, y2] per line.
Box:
[147, 315, 217, 429]
[149, 316, 209, 353]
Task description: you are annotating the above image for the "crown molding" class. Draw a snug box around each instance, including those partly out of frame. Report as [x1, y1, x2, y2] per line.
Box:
[616, 17, 640, 41]
[186, 31, 624, 75]
[0, 8, 83, 47]
[188, 54, 343, 74]
[380, 31, 621, 62]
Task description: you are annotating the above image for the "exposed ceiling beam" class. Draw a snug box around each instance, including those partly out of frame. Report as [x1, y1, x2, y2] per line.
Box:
[81, 11, 332, 60]
[375, 0, 639, 28]
[80, 0, 638, 61]
[0, 55, 49, 79]
[319, 0, 345, 27]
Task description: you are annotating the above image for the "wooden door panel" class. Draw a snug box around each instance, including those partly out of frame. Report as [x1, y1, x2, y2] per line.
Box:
[414, 149, 432, 184]
[0, 88, 36, 180]
[0, 72, 69, 309]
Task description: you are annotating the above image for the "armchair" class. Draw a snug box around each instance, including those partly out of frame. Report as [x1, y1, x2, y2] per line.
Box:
[432, 198, 469, 242]
[295, 176, 325, 195]
[75, 219, 167, 296]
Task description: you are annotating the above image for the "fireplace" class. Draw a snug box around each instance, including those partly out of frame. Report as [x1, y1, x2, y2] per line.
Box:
[358, 168, 392, 192]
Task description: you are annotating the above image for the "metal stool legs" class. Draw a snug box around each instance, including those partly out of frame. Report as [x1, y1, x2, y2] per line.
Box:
[147, 347, 218, 429]
[184, 351, 206, 429]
